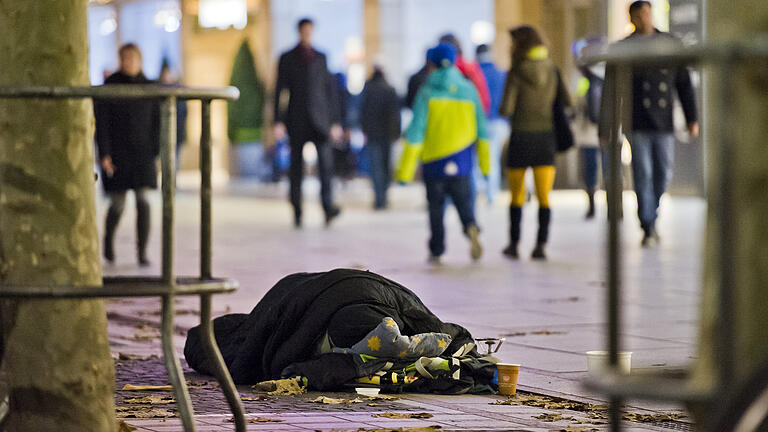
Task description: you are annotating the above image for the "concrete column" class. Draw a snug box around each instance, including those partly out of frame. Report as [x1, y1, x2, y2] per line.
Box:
[363, 0, 380, 73]
[693, 0, 768, 420]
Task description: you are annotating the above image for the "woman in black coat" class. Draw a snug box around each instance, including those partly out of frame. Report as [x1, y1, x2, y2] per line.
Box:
[95, 43, 159, 266]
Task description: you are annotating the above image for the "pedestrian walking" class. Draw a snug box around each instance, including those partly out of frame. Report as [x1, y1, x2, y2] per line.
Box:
[499, 26, 571, 260]
[405, 53, 430, 110]
[95, 43, 159, 266]
[360, 65, 401, 209]
[573, 36, 607, 219]
[475, 44, 510, 204]
[396, 43, 490, 264]
[273, 18, 343, 228]
[599, 1, 698, 247]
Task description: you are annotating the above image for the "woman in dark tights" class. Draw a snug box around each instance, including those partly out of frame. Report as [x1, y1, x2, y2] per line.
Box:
[95, 43, 159, 266]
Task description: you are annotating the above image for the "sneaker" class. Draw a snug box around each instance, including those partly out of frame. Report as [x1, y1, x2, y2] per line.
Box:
[138, 255, 151, 267]
[502, 244, 519, 259]
[531, 243, 547, 260]
[467, 225, 483, 261]
[641, 227, 659, 248]
[428, 255, 442, 265]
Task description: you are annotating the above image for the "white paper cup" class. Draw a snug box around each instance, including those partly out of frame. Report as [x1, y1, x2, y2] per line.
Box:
[586, 351, 632, 375]
[355, 387, 380, 396]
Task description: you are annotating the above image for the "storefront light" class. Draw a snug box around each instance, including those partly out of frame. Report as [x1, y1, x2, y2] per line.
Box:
[198, 0, 247, 30]
[99, 17, 117, 35]
[155, 8, 182, 33]
[470, 20, 494, 46]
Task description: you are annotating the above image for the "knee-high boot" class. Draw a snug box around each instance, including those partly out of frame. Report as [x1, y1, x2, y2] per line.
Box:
[502, 206, 522, 259]
[532, 207, 551, 259]
[136, 198, 150, 266]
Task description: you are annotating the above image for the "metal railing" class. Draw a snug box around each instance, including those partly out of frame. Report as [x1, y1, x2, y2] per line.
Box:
[580, 37, 768, 431]
[0, 84, 245, 432]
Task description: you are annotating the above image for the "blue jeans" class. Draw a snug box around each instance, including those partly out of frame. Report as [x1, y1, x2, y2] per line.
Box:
[367, 141, 392, 208]
[582, 147, 599, 190]
[425, 175, 476, 257]
[629, 131, 675, 229]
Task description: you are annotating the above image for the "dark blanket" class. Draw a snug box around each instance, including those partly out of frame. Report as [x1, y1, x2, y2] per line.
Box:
[184, 269, 475, 384]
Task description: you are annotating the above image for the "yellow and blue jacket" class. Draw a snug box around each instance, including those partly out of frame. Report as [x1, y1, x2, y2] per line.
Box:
[396, 66, 489, 182]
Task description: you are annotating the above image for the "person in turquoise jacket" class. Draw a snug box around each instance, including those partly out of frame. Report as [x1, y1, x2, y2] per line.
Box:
[396, 42, 490, 264]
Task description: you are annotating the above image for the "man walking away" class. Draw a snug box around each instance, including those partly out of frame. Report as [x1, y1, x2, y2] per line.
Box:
[274, 18, 343, 228]
[360, 64, 401, 209]
[600, 1, 698, 247]
[396, 43, 490, 264]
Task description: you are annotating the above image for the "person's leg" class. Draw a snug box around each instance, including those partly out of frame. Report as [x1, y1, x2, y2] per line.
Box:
[582, 147, 598, 218]
[629, 132, 657, 243]
[314, 132, 340, 225]
[368, 143, 386, 209]
[104, 191, 127, 262]
[447, 175, 482, 260]
[504, 168, 527, 258]
[135, 188, 151, 266]
[487, 120, 509, 204]
[532, 165, 556, 259]
[425, 178, 447, 260]
[288, 136, 306, 227]
[651, 133, 675, 228]
[382, 141, 392, 207]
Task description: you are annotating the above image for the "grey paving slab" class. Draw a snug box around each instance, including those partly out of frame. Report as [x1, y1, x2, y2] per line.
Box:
[104, 183, 705, 430]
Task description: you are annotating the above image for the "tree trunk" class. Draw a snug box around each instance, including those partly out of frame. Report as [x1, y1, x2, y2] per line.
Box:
[0, 1, 116, 431]
[692, 0, 768, 423]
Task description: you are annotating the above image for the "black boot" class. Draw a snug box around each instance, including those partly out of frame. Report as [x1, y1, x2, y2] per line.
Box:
[502, 206, 522, 259]
[585, 188, 595, 219]
[104, 205, 121, 263]
[532, 207, 551, 260]
[137, 198, 150, 266]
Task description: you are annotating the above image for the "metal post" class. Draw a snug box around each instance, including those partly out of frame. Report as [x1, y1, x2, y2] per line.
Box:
[200, 294, 246, 431]
[606, 64, 631, 432]
[200, 100, 212, 280]
[160, 96, 177, 285]
[163, 295, 196, 432]
[715, 61, 735, 390]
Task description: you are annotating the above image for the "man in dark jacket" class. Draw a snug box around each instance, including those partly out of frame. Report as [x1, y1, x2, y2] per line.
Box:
[273, 18, 343, 228]
[600, 1, 698, 247]
[405, 54, 430, 110]
[95, 43, 159, 266]
[360, 65, 401, 209]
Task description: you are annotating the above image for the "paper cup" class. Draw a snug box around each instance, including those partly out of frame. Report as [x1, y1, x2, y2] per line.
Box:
[355, 387, 380, 396]
[496, 363, 520, 396]
[586, 351, 632, 375]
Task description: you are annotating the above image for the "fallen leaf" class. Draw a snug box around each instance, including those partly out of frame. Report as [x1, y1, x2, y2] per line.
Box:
[122, 384, 173, 391]
[560, 427, 599, 432]
[372, 412, 433, 419]
[132, 324, 161, 341]
[502, 332, 527, 337]
[226, 417, 282, 423]
[252, 378, 305, 395]
[623, 412, 687, 423]
[241, 395, 268, 401]
[350, 427, 441, 432]
[312, 396, 366, 404]
[123, 395, 175, 404]
[187, 380, 218, 389]
[531, 330, 567, 336]
[117, 420, 137, 432]
[118, 353, 157, 361]
[115, 406, 176, 419]
[366, 394, 399, 400]
[535, 413, 567, 422]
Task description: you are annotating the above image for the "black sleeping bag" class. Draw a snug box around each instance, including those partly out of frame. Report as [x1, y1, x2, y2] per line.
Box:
[184, 269, 475, 384]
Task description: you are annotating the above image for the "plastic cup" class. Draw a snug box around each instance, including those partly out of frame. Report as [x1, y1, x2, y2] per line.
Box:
[496, 363, 520, 396]
[586, 351, 632, 375]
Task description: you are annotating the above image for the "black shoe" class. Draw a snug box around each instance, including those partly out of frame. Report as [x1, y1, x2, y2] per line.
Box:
[325, 206, 341, 226]
[502, 244, 519, 259]
[294, 214, 302, 229]
[104, 236, 115, 263]
[531, 243, 547, 260]
[641, 227, 659, 248]
[585, 189, 596, 219]
[138, 255, 150, 267]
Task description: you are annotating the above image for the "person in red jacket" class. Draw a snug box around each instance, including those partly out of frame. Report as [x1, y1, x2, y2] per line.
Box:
[439, 33, 491, 115]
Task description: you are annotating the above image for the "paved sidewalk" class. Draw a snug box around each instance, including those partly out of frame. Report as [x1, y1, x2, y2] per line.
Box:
[106, 179, 703, 431]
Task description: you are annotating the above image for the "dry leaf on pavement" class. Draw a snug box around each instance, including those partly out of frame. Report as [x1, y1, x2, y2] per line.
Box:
[122, 384, 173, 391]
[252, 378, 306, 395]
[226, 417, 283, 423]
[372, 412, 433, 419]
[123, 395, 175, 404]
[312, 396, 366, 404]
[115, 406, 176, 419]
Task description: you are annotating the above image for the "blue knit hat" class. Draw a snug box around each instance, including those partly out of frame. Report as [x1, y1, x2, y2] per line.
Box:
[427, 43, 457, 68]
